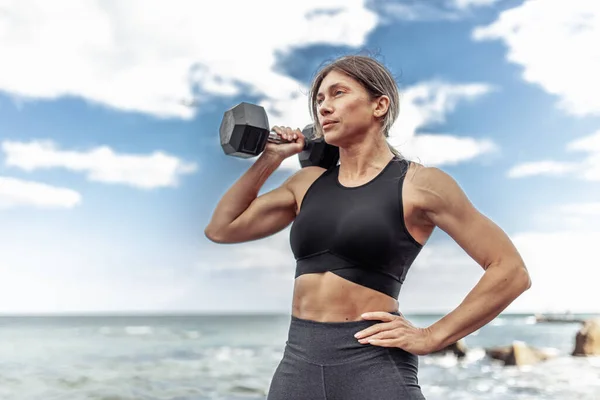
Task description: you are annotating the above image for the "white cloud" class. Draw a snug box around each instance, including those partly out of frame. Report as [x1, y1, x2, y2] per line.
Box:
[0, 224, 201, 314]
[2, 140, 197, 189]
[198, 228, 295, 276]
[401, 134, 497, 167]
[389, 81, 498, 166]
[529, 201, 600, 232]
[452, 0, 502, 9]
[396, 82, 494, 141]
[473, 0, 600, 117]
[569, 128, 600, 152]
[373, 0, 502, 23]
[401, 227, 600, 314]
[374, 3, 461, 22]
[0, 259, 193, 314]
[507, 160, 579, 178]
[509, 230, 600, 313]
[271, 81, 499, 171]
[0, 0, 378, 120]
[558, 202, 600, 217]
[0, 2, 499, 172]
[416, 228, 600, 314]
[0, 176, 81, 209]
[249, 84, 499, 172]
[0, 266, 188, 314]
[0, 222, 295, 314]
[508, 130, 600, 181]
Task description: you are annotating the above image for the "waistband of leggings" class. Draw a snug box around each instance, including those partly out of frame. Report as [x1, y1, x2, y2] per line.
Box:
[285, 311, 401, 365]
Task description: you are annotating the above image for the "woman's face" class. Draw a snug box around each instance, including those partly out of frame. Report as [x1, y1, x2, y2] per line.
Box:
[315, 70, 383, 146]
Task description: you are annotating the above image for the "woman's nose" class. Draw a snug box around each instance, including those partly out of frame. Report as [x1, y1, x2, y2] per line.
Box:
[319, 101, 333, 116]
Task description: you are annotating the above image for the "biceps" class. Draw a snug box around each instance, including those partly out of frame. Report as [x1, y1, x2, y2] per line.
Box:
[226, 186, 297, 243]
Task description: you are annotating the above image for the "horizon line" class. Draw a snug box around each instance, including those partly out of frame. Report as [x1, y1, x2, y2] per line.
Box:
[0, 310, 598, 317]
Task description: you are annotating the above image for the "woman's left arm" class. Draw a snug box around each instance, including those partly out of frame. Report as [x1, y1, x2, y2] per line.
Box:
[414, 166, 532, 352]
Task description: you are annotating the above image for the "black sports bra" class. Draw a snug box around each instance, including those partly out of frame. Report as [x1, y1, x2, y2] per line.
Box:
[289, 156, 423, 299]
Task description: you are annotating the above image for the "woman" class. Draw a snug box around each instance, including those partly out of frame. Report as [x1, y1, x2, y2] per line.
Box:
[204, 55, 531, 399]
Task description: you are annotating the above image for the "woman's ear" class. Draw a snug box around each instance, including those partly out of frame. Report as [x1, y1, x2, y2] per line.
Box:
[374, 95, 390, 118]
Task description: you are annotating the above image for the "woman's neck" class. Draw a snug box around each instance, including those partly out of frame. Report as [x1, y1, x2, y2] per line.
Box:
[337, 137, 394, 180]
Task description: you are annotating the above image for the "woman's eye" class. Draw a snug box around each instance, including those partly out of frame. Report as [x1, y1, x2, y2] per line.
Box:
[316, 91, 343, 106]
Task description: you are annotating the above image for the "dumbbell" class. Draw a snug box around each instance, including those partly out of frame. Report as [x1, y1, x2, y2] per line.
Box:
[219, 102, 339, 169]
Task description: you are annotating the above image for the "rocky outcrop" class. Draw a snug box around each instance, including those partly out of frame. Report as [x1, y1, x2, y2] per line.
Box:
[572, 319, 600, 356]
[430, 340, 468, 358]
[486, 341, 553, 366]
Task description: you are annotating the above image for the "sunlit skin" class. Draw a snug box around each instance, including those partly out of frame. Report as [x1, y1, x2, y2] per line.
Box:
[206, 69, 531, 355]
[278, 70, 437, 354]
[286, 70, 411, 325]
[283, 70, 530, 355]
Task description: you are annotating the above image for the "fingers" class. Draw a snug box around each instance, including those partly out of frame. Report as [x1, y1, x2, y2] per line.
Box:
[272, 126, 301, 142]
[355, 312, 402, 338]
[354, 321, 395, 339]
[364, 338, 396, 347]
[361, 311, 398, 322]
[357, 329, 398, 344]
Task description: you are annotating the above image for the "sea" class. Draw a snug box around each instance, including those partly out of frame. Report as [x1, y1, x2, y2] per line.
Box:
[0, 313, 598, 400]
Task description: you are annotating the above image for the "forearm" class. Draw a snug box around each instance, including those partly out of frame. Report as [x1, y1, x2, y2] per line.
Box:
[427, 262, 531, 351]
[205, 152, 284, 233]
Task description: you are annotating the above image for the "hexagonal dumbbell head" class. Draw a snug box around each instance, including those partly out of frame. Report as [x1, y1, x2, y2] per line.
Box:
[299, 124, 340, 169]
[220, 102, 270, 158]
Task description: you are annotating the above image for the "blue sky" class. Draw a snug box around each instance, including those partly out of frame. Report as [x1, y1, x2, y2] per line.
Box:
[1, 0, 599, 314]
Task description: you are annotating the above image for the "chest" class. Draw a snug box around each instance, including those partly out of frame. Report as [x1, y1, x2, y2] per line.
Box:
[289, 178, 404, 264]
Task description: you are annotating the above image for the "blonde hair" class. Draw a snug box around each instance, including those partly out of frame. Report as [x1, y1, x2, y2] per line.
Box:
[308, 53, 403, 159]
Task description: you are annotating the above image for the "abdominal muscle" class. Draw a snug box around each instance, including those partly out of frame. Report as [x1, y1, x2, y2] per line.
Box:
[291, 272, 399, 322]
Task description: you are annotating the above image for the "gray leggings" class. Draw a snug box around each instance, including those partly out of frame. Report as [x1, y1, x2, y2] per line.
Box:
[267, 312, 426, 399]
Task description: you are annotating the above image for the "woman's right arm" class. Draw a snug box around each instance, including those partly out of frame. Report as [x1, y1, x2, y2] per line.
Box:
[204, 151, 298, 244]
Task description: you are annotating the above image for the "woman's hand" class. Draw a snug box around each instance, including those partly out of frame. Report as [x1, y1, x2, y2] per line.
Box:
[354, 311, 438, 356]
[265, 126, 305, 160]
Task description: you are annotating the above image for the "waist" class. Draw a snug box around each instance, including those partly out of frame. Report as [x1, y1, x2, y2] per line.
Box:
[292, 272, 399, 322]
[285, 311, 419, 366]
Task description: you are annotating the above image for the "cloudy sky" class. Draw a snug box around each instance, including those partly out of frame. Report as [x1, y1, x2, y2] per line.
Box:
[1, 0, 599, 315]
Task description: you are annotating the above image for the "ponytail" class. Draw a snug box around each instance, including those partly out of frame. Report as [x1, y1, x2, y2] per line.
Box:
[387, 141, 404, 160]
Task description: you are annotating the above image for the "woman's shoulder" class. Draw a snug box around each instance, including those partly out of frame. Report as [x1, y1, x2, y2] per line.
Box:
[286, 165, 330, 186]
[285, 166, 330, 213]
[404, 161, 453, 187]
[403, 161, 468, 213]
[284, 165, 330, 202]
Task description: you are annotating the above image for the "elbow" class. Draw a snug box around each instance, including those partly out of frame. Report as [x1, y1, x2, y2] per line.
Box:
[524, 271, 532, 291]
[204, 224, 239, 244]
[515, 264, 532, 293]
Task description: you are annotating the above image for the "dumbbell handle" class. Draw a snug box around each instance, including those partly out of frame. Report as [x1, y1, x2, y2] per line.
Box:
[267, 131, 312, 149]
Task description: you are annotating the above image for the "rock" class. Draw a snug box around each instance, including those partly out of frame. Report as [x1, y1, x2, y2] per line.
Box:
[572, 318, 600, 356]
[485, 341, 552, 366]
[431, 340, 468, 358]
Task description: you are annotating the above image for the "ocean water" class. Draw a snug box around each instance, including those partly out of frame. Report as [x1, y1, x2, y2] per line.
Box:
[0, 313, 598, 400]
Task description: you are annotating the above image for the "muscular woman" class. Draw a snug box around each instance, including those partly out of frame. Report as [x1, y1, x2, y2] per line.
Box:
[205, 54, 531, 399]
